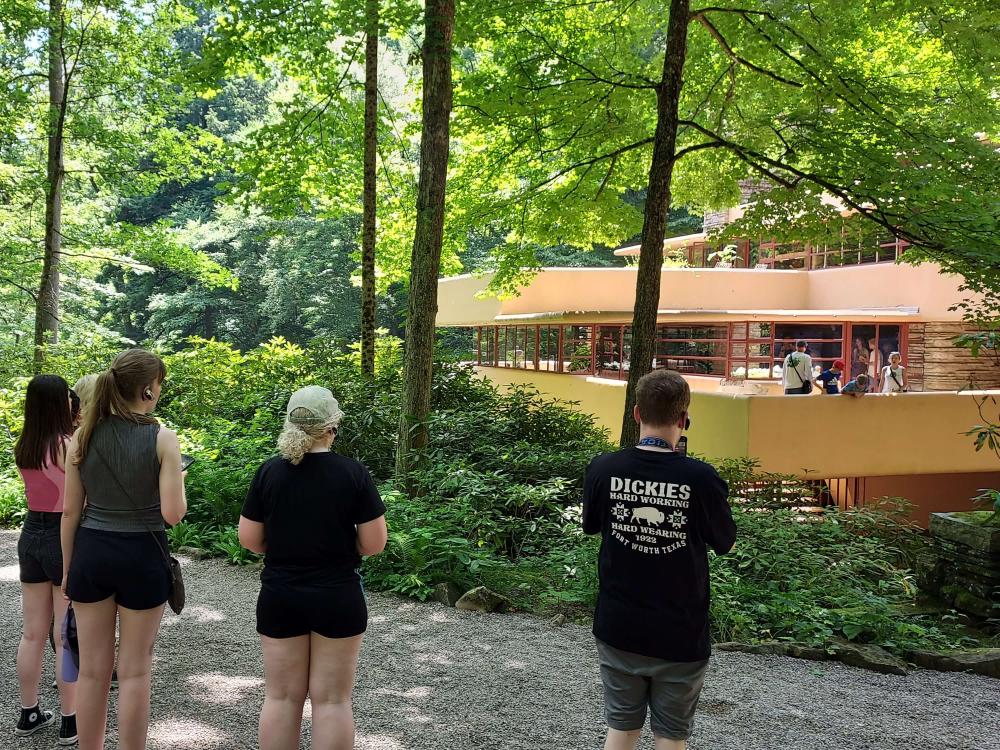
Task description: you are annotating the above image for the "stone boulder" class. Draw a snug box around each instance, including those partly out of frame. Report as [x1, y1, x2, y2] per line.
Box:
[829, 642, 907, 676]
[906, 649, 1000, 679]
[455, 586, 509, 613]
[432, 582, 463, 607]
[715, 641, 828, 662]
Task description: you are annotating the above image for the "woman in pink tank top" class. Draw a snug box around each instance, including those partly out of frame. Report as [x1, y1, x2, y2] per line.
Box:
[13, 375, 77, 743]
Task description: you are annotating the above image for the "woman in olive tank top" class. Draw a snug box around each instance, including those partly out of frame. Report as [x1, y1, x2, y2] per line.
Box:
[61, 349, 187, 750]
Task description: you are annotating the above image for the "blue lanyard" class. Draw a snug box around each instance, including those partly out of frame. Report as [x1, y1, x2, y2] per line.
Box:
[637, 437, 673, 450]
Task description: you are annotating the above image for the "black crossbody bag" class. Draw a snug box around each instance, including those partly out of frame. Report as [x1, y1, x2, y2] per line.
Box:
[790, 355, 815, 393]
[889, 369, 906, 391]
[91, 447, 186, 615]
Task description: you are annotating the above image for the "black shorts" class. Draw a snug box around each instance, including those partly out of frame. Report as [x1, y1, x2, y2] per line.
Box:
[66, 527, 171, 611]
[257, 579, 368, 639]
[18, 511, 63, 585]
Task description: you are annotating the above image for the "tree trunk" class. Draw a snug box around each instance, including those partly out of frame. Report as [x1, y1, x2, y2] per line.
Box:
[360, 0, 378, 376]
[620, 0, 691, 446]
[395, 0, 455, 487]
[34, 0, 66, 372]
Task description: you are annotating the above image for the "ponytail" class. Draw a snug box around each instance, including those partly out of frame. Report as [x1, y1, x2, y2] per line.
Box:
[277, 422, 317, 466]
[74, 348, 166, 464]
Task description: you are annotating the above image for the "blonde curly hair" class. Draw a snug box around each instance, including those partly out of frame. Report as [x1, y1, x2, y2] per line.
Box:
[277, 418, 339, 465]
[277, 386, 344, 465]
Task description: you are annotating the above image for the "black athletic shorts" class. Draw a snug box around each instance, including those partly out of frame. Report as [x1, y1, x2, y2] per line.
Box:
[66, 526, 171, 611]
[256, 578, 368, 639]
[18, 511, 63, 585]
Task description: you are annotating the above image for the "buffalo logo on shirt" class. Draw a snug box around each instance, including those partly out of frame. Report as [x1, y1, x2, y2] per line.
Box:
[608, 476, 691, 555]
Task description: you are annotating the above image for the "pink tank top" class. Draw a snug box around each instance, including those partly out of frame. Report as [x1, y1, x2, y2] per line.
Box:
[18, 438, 69, 513]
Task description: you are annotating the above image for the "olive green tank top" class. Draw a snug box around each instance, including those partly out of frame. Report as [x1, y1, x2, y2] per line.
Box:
[79, 417, 163, 532]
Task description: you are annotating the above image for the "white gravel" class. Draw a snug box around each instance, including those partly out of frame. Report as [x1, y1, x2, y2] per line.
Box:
[1, 528, 998, 750]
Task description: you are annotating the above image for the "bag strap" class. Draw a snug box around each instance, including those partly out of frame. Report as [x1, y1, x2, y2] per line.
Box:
[90, 442, 173, 568]
[788, 354, 809, 386]
[889, 368, 904, 389]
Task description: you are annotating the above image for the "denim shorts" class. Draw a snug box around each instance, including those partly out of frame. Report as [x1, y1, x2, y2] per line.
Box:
[18, 511, 63, 585]
[596, 639, 709, 740]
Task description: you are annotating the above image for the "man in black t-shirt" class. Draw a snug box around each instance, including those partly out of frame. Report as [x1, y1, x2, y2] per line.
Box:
[583, 370, 736, 750]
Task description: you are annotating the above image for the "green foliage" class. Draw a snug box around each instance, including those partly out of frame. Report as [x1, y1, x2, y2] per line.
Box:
[0, 478, 26, 528]
[0, 336, 991, 654]
[0, 0, 234, 345]
[709, 503, 961, 650]
[971, 489, 1000, 528]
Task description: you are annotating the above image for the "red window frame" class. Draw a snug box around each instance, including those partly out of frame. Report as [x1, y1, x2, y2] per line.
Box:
[474, 322, 908, 383]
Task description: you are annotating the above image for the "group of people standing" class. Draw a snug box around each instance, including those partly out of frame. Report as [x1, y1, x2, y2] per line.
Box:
[781, 338, 908, 396]
[13, 348, 387, 750]
[15, 348, 732, 750]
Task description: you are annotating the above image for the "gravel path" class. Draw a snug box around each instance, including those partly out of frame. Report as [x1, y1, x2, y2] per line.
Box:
[1, 528, 998, 750]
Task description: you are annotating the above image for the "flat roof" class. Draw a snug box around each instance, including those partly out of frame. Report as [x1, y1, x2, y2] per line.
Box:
[493, 307, 919, 322]
[614, 233, 708, 256]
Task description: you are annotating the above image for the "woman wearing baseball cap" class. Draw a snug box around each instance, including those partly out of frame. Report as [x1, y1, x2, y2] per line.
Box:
[239, 385, 387, 750]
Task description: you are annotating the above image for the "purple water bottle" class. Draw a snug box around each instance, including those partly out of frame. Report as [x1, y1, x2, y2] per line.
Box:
[61, 606, 79, 683]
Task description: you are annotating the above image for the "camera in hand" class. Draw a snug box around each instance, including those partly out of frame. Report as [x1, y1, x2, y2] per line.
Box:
[675, 436, 688, 457]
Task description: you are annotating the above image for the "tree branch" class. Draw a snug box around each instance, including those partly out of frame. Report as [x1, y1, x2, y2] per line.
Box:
[692, 14, 803, 88]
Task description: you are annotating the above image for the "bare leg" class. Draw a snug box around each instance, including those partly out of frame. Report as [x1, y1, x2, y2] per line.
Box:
[605, 728, 643, 750]
[654, 737, 686, 750]
[307, 633, 363, 750]
[116, 604, 165, 750]
[51, 586, 76, 716]
[16, 582, 54, 708]
[73, 598, 117, 750]
[260, 635, 310, 750]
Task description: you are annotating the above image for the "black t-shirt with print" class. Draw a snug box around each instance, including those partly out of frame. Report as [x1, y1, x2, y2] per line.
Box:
[242, 452, 386, 587]
[583, 448, 736, 661]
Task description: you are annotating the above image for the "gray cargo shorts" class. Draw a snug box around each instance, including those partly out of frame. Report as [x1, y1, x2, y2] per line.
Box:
[596, 639, 709, 740]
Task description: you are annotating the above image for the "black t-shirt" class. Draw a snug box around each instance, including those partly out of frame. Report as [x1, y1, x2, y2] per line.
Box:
[241, 452, 386, 587]
[583, 447, 736, 661]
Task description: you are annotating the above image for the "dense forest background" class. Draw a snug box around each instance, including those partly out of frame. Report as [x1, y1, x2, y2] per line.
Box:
[0, 3, 705, 355]
[2, 0, 999, 654]
[2, 0, 998, 448]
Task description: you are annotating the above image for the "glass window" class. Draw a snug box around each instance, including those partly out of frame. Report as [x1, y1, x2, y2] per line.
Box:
[596, 326, 627, 379]
[538, 326, 560, 372]
[562, 325, 594, 374]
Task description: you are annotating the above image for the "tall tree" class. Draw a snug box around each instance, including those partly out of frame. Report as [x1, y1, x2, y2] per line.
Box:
[395, 0, 455, 483]
[200, 0, 420, 368]
[1, 0, 234, 365]
[35, 0, 66, 368]
[360, 0, 379, 375]
[454, 0, 1000, 445]
[621, 0, 691, 445]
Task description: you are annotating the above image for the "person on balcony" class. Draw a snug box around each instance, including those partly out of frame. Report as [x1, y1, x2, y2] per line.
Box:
[841, 373, 870, 397]
[879, 352, 908, 393]
[817, 360, 845, 394]
[851, 339, 868, 379]
[781, 340, 814, 395]
[582, 370, 736, 750]
[867, 337, 881, 391]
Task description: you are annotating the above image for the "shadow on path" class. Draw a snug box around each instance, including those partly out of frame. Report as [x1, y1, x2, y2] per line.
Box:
[1, 530, 997, 750]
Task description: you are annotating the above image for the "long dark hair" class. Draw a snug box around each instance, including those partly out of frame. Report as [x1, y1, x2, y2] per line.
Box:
[74, 348, 166, 464]
[14, 375, 73, 470]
